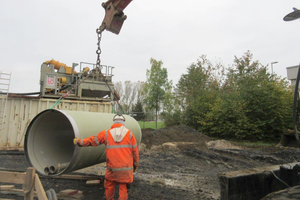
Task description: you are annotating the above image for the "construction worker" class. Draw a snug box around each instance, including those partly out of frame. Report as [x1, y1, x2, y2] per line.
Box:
[73, 113, 139, 200]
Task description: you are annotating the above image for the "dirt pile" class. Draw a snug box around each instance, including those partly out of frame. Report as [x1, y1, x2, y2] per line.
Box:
[141, 125, 212, 150]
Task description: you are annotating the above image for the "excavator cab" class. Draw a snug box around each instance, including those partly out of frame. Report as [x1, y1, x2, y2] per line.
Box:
[100, 0, 132, 34]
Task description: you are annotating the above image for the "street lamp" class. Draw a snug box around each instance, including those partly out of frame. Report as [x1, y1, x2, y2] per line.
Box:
[271, 61, 278, 74]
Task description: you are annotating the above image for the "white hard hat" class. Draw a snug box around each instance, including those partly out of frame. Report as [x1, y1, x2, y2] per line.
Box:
[113, 113, 125, 121]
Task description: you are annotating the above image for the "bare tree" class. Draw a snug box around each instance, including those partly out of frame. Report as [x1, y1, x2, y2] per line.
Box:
[113, 81, 123, 113]
[136, 81, 145, 103]
[113, 81, 145, 114]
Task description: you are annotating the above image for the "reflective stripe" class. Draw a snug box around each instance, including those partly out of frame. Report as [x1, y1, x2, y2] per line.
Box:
[80, 139, 84, 146]
[94, 135, 100, 146]
[106, 145, 132, 149]
[130, 132, 133, 148]
[105, 131, 108, 146]
[134, 162, 139, 166]
[107, 166, 133, 171]
[132, 143, 137, 148]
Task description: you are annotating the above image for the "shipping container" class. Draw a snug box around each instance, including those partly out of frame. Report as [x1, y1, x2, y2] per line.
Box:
[0, 95, 113, 150]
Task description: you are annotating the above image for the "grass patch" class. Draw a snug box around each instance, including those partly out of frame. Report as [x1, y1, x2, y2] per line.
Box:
[138, 121, 165, 129]
[230, 140, 278, 148]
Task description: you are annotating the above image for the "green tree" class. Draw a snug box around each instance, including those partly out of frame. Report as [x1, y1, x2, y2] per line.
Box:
[143, 58, 172, 129]
[202, 51, 293, 140]
[174, 55, 222, 129]
[160, 89, 182, 127]
[174, 51, 292, 140]
[132, 100, 145, 121]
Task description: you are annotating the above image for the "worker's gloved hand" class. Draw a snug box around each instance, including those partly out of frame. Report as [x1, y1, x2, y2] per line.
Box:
[73, 137, 79, 145]
[133, 166, 138, 172]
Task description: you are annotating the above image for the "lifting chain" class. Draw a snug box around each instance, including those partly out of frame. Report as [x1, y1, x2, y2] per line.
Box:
[96, 27, 104, 70]
[49, 25, 106, 109]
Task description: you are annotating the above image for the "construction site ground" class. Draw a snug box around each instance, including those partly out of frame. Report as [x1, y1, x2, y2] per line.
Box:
[2, 125, 300, 199]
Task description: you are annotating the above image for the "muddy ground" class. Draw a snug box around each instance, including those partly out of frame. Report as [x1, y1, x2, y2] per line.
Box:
[2, 125, 300, 199]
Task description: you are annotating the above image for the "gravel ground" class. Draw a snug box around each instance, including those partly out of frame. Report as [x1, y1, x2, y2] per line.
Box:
[2, 125, 300, 199]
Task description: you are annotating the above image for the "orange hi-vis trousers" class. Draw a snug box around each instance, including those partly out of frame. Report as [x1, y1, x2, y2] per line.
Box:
[104, 179, 128, 200]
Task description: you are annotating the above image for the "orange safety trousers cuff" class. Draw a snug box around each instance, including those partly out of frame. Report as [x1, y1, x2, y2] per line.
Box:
[104, 179, 128, 200]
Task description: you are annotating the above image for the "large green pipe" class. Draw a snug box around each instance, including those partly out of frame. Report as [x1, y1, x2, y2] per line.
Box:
[24, 109, 142, 176]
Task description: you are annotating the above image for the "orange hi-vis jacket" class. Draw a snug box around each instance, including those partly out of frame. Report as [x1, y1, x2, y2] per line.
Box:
[77, 123, 139, 183]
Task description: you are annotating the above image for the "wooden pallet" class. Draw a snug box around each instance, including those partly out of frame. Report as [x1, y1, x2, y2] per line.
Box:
[0, 167, 48, 200]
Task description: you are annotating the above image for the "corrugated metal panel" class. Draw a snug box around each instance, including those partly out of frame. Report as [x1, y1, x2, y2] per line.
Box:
[0, 96, 112, 150]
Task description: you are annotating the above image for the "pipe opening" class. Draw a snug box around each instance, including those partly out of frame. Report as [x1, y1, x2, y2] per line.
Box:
[25, 110, 75, 175]
[44, 166, 50, 175]
[49, 166, 56, 174]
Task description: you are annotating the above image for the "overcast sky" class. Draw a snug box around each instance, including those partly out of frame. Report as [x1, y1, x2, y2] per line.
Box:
[1, 0, 300, 93]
